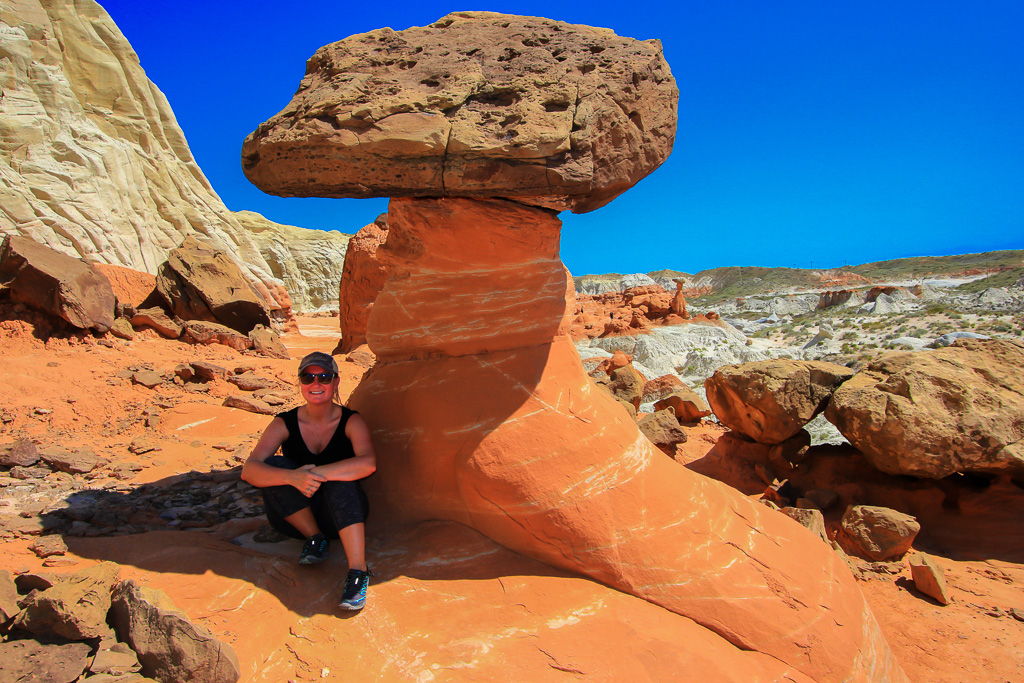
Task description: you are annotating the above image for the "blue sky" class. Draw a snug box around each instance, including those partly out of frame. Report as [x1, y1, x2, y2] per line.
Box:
[98, 1, 1024, 276]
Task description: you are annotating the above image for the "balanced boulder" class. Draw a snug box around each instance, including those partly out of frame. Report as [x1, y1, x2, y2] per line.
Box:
[242, 12, 678, 213]
[156, 236, 270, 334]
[0, 235, 115, 333]
[825, 339, 1024, 478]
[705, 359, 855, 444]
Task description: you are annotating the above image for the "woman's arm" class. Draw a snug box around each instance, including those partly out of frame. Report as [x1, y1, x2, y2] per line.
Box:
[311, 413, 377, 481]
[241, 417, 327, 492]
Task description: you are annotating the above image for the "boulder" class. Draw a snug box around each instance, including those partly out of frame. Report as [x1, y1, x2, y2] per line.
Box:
[39, 447, 100, 474]
[242, 12, 678, 213]
[1, 437, 40, 467]
[641, 374, 685, 403]
[0, 569, 19, 622]
[0, 235, 115, 333]
[654, 387, 711, 423]
[110, 580, 240, 683]
[838, 505, 920, 562]
[909, 553, 951, 605]
[638, 409, 688, 451]
[781, 507, 829, 544]
[109, 317, 136, 340]
[607, 364, 645, 409]
[131, 308, 182, 339]
[181, 321, 252, 352]
[131, 370, 165, 389]
[222, 395, 275, 415]
[336, 215, 391, 354]
[248, 325, 289, 359]
[825, 339, 1024, 477]
[705, 360, 855, 444]
[0, 640, 92, 683]
[156, 236, 270, 334]
[190, 361, 229, 382]
[15, 561, 120, 640]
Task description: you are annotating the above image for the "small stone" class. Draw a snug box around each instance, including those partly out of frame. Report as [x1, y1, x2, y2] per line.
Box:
[29, 535, 68, 558]
[782, 507, 829, 544]
[128, 438, 160, 455]
[222, 395, 275, 415]
[131, 370, 165, 389]
[34, 408, 53, 416]
[839, 505, 920, 562]
[909, 553, 951, 605]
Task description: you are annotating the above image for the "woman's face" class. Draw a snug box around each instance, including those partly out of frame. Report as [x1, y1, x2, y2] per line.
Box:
[299, 364, 338, 405]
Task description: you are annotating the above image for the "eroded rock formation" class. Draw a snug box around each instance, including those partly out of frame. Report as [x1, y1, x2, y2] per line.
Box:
[825, 339, 1024, 478]
[336, 214, 390, 353]
[0, 0, 333, 320]
[241, 11, 678, 213]
[246, 12, 904, 682]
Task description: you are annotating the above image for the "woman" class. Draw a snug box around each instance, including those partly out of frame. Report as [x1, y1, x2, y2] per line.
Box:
[242, 351, 377, 611]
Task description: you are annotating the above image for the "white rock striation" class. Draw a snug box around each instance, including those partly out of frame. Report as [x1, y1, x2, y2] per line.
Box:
[234, 211, 350, 313]
[0, 0, 336, 316]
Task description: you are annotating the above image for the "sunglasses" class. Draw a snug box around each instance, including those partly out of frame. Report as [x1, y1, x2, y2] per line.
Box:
[299, 372, 337, 385]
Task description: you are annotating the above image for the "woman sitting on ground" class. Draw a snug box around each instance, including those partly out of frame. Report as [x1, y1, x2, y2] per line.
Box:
[241, 351, 376, 611]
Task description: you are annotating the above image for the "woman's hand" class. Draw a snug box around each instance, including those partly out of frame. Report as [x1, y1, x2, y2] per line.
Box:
[290, 464, 328, 497]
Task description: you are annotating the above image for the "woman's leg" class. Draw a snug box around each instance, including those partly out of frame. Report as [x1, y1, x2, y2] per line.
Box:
[338, 523, 367, 571]
[260, 456, 323, 540]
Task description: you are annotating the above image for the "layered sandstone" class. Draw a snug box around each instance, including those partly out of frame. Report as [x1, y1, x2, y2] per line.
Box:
[249, 12, 904, 681]
[233, 211, 350, 314]
[336, 214, 390, 352]
[0, 0, 326, 320]
[347, 197, 905, 683]
[242, 12, 678, 213]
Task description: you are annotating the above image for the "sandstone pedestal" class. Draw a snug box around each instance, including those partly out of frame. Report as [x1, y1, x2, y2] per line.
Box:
[350, 197, 905, 683]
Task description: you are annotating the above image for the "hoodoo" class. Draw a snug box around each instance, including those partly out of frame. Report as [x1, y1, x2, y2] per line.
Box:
[245, 12, 906, 681]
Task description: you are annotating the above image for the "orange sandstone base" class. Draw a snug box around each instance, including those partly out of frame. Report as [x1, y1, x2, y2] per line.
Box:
[350, 197, 906, 682]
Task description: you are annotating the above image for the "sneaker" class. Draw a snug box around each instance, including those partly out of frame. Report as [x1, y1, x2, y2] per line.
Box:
[298, 534, 329, 565]
[339, 568, 373, 610]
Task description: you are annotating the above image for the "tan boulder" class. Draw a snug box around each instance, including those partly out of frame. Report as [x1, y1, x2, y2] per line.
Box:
[156, 236, 270, 334]
[641, 373, 685, 403]
[825, 339, 1024, 478]
[705, 359, 855, 444]
[93, 263, 157, 309]
[909, 553, 952, 605]
[345, 197, 905, 683]
[130, 307, 182, 339]
[0, 640, 92, 683]
[607, 364, 646, 409]
[838, 505, 920, 562]
[654, 386, 712, 423]
[15, 561, 120, 640]
[248, 324, 289, 359]
[0, 569, 18, 622]
[110, 580, 240, 683]
[336, 214, 391, 353]
[0, 235, 115, 332]
[242, 12, 678, 213]
[638, 409, 688, 451]
[181, 320, 252, 352]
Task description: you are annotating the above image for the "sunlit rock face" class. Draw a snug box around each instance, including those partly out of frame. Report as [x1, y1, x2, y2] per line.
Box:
[347, 197, 905, 683]
[248, 11, 905, 681]
[0, 0, 323, 320]
[242, 11, 678, 213]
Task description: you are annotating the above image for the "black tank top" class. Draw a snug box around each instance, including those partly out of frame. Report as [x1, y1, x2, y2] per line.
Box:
[277, 406, 358, 467]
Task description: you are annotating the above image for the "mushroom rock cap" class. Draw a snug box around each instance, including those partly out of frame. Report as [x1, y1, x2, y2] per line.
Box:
[242, 11, 678, 213]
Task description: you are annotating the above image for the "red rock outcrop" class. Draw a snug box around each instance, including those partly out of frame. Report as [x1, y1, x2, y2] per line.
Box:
[242, 12, 678, 214]
[335, 214, 390, 354]
[347, 197, 905, 683]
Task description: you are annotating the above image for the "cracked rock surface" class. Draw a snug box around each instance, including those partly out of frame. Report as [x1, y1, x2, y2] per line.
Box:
[242, 11, 677, 213]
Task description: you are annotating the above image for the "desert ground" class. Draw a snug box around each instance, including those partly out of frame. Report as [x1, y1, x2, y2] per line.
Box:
[2, 314, 1023, 682]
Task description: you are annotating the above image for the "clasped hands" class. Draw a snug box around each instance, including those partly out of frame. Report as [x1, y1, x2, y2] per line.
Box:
[291, 464, 327, 497]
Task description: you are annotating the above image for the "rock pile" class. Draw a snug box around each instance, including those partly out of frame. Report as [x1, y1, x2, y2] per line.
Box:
[573, 283, 700, 339]
[0, 562, 240, 683]
[247, 12, 905, 682]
